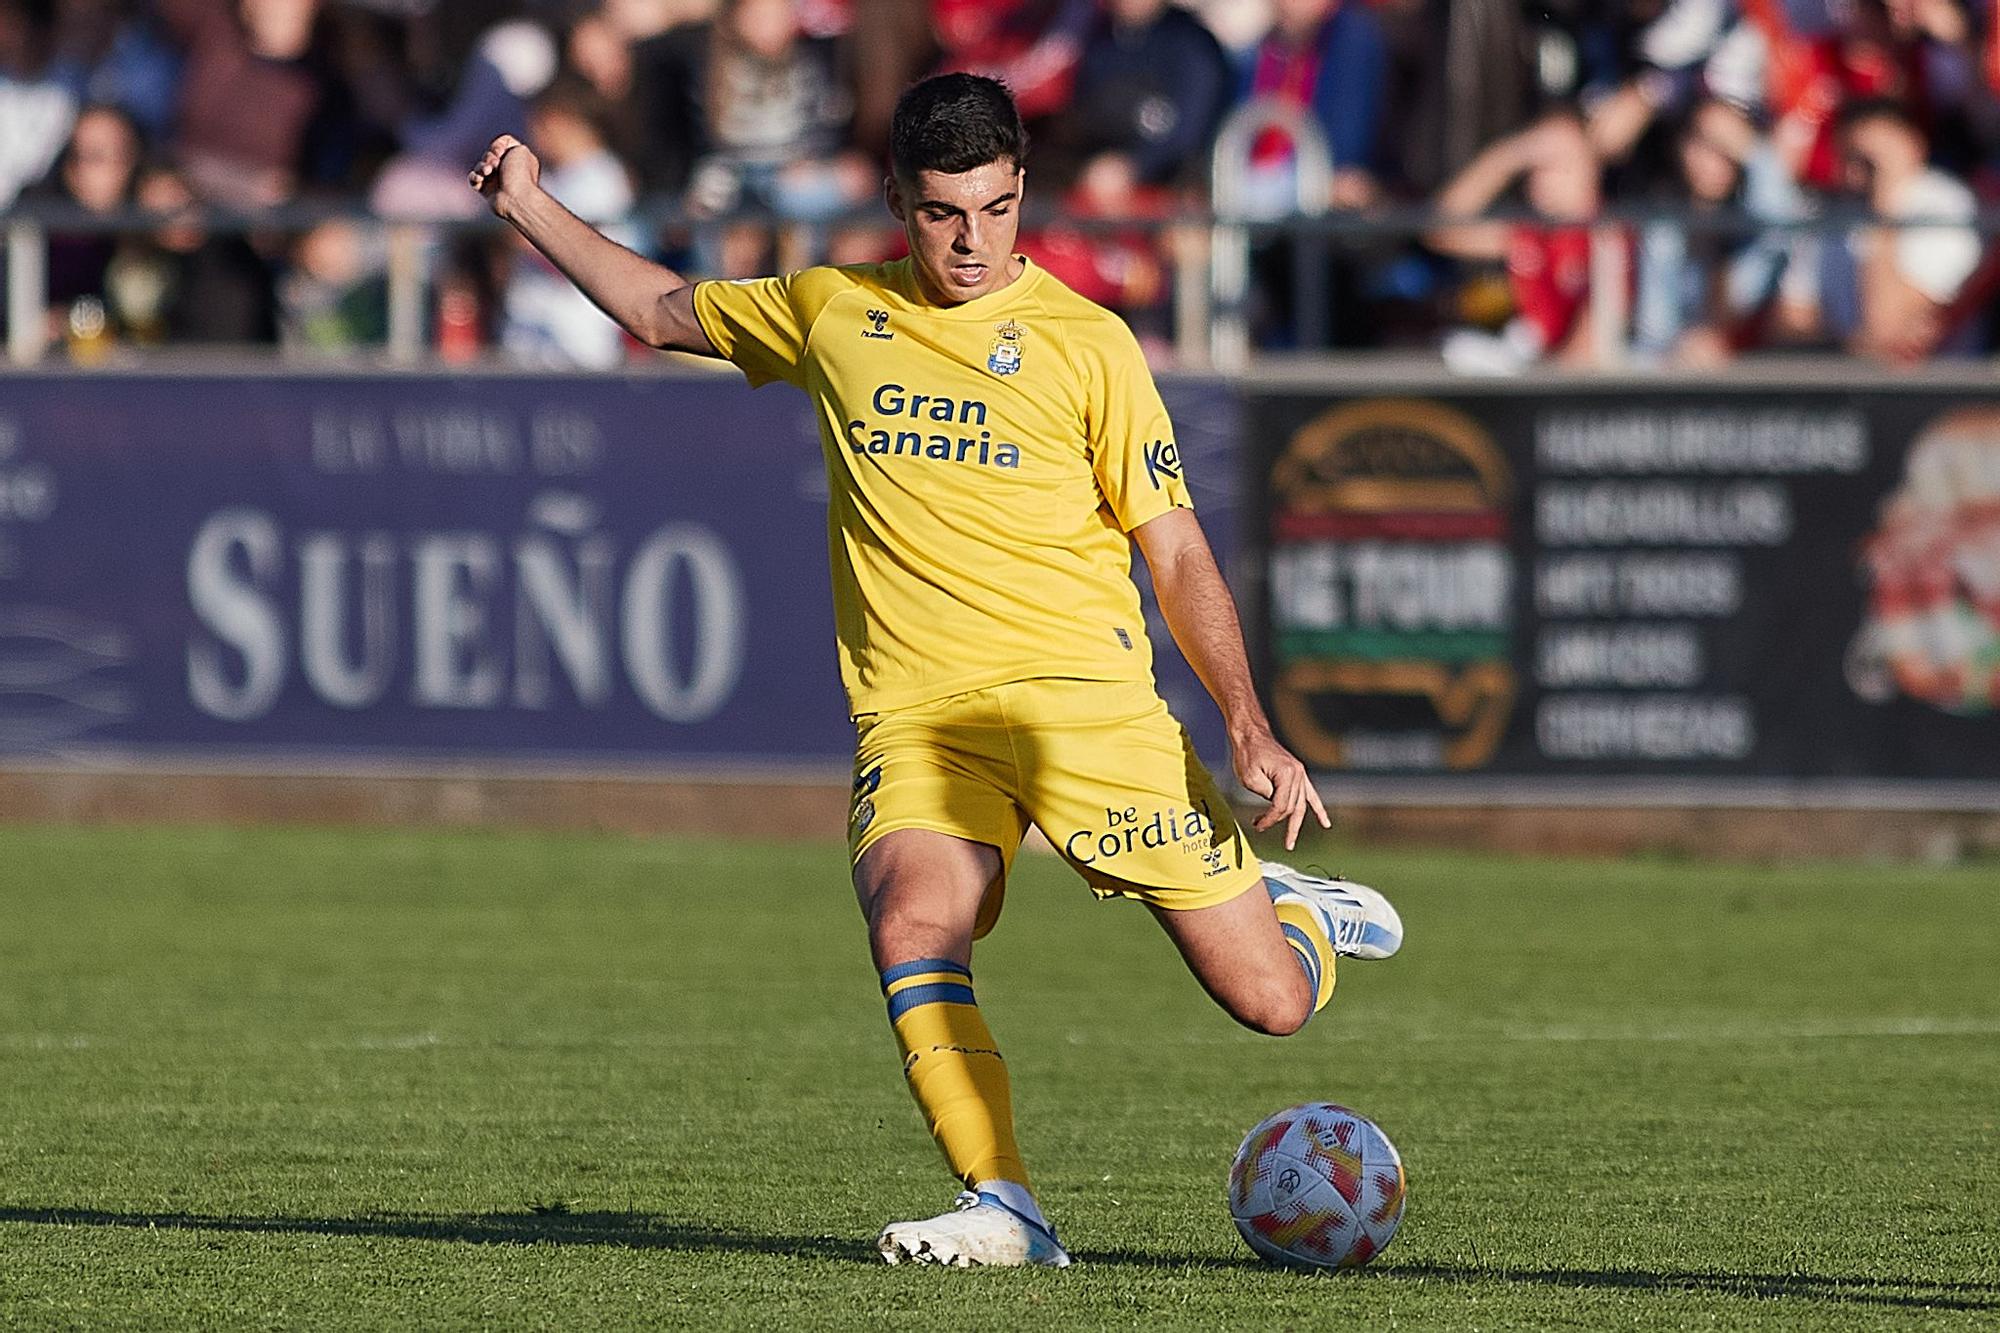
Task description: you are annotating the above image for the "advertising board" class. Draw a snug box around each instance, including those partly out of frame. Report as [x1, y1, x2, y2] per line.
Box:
[1252, 385, 2000, 794]
[0, 373, 1237, 771]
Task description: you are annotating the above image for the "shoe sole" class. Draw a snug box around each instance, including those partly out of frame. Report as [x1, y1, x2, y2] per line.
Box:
[879, 1234, 977, 1267]
[876, 1231, 1071, 1268]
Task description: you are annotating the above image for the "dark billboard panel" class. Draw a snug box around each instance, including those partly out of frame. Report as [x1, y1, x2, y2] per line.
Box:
[1252, 386, 2000, 790]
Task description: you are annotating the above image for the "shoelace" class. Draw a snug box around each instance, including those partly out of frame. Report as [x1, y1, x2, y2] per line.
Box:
[1302, 883, 1368, 949]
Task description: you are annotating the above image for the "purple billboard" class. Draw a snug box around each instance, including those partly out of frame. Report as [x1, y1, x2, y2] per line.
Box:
[0, 372, 1240, 770]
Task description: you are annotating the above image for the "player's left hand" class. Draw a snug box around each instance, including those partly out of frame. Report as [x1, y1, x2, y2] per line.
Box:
[1232, 724, 1330, 851]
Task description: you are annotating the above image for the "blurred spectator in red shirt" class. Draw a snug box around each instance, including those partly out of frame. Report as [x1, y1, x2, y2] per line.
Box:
[1027, 0, 1231, 341]
[1741, 0, 1976, 188]
[931, 0, 1094, 125]
[1019, 150, 1168, 314]
[1428, 107, 1610, 370]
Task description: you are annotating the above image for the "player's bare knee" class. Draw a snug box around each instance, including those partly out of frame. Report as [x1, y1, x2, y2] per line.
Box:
[1234, 974, 1311, 1037]
[866, 893, 972, 968]
[1243, 1004, 1309, 1039]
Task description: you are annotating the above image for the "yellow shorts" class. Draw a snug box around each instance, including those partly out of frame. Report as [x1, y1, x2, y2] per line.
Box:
[848, 677, 1265, 937]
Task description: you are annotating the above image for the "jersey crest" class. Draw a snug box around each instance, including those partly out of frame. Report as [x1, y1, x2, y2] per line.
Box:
[987, 320, 1024, 376]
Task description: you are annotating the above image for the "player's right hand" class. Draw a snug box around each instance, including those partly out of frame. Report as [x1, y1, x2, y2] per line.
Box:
[1233, 725, 1330, 852]
[468, 134, 539, 213]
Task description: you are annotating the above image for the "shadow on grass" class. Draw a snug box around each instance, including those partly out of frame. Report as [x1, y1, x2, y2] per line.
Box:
[1074, 1248, 1999, 1312]
[0, 1206, 875, 1264]
[3, 1207, 1993, 1312]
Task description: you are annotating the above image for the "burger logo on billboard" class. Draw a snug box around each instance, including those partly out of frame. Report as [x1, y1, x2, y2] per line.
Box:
[1849, 406, 2000, 714]
[1268, 399, 1516, 770]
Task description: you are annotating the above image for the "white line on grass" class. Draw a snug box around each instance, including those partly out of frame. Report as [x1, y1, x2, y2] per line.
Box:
[1088, 1016, 2000, 1047]
[1490, 1017, 2000, 1043]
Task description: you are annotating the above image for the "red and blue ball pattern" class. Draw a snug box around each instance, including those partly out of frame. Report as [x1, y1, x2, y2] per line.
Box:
[1227, 1102, 1406, 1269]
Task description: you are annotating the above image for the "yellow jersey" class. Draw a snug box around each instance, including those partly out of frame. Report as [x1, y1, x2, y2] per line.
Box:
[693, 257, 1194, 715]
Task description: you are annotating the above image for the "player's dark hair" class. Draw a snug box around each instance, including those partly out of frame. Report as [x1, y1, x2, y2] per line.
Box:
[889, 74, 1028, 181]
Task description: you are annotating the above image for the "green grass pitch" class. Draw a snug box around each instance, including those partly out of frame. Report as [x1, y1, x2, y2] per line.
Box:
[1, 823, 1996, 1328]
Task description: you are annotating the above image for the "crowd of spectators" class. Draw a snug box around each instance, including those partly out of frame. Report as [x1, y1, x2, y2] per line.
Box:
[4, 0, 2000, 367]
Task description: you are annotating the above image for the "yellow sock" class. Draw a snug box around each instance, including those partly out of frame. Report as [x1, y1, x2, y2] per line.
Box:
[1268, 884, 1337, 1014]
[881, 958, 1030, 1191]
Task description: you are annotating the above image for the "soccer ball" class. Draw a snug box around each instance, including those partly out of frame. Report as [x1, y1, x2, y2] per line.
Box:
[1227, 1102, 1406, 1270]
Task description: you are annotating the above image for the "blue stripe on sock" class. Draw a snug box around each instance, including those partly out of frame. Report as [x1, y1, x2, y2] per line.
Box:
[975, 1191, 1061, 1244]
[879, 957, 971, 991]
[885, 981, 977, 1021]
[1280, 923, 1322, 998]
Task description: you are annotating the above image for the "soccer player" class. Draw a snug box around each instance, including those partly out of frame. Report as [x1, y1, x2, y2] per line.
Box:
[469, 73, 1401, 1269]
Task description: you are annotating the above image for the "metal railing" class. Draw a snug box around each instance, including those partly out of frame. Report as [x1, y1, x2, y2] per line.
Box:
[1208, 99, 1334, 371]
[2, 191, 1995, 370]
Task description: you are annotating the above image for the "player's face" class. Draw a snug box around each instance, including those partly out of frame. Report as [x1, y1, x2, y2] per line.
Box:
[887, 159, 1025, 304]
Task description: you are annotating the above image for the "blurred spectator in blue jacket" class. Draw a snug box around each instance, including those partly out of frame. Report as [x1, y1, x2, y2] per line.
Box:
[48, 0, 180, 142]
[1064, 0, 1232, 187]
[1235, 0, 1387, 211]
[370, 18, 557, 219]
[1632, 97, 1806, 367]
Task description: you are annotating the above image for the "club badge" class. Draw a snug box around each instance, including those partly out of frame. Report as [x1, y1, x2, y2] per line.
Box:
[987, 320, 1024, 376]
[851, 762, 882, 836]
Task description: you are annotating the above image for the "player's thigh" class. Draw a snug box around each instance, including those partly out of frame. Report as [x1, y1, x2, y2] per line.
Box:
[848, 691, 1029, 951]
[1007, 678, 1262, 910]
[853, 829, 1005, 970]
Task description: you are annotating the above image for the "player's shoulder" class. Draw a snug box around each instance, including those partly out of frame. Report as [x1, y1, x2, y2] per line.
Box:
[1023, 264, 1123, 327]
[1021, 265, 1148, 369]
[791, 260, 905, 306]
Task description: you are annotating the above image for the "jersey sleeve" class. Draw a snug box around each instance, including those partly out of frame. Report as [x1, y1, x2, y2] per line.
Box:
[1083, 320, 1194, 531]
[692, 275, 809, 388]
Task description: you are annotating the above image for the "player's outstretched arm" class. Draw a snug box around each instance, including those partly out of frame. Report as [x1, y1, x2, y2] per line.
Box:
[468, 134, 718, 356]
[1133, 508, 1330, 850]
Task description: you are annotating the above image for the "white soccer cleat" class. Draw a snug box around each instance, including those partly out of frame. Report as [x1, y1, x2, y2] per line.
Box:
[1263, 861, 1404, 959]
[876, 1190, 1073, 1268]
